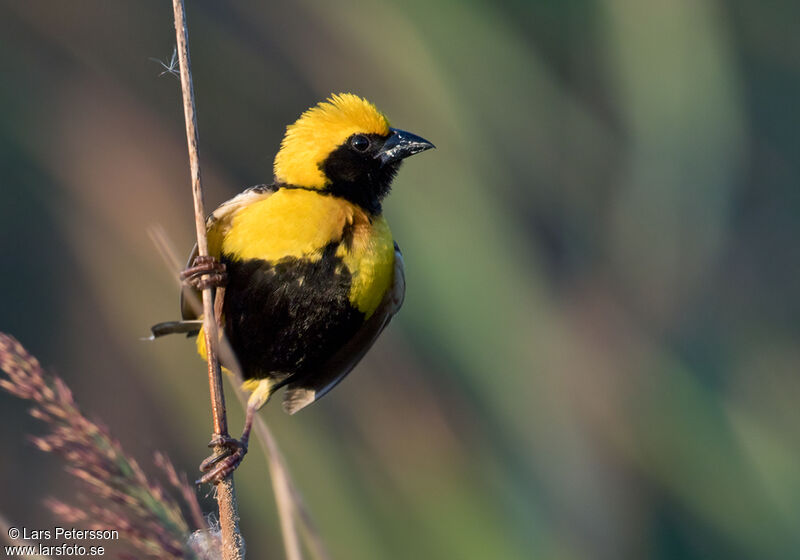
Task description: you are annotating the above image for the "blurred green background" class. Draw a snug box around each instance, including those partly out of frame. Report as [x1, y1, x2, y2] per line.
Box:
[1, 1, 799, 558]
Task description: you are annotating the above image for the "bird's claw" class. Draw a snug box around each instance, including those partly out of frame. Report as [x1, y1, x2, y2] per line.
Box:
[196, 435, 248, 485]
[206, 434, 244, 450]
[181, 255, 227, 290]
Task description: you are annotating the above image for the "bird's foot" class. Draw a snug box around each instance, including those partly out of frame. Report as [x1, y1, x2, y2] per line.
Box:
[196, 434, 248, 485]
[181, 255, 227, 290]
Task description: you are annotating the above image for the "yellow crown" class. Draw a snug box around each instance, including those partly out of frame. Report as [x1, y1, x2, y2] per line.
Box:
[274, 93, 391, 189]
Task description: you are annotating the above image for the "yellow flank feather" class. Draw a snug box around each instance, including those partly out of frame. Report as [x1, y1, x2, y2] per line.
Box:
[208, 224, 225, 260]
[274, 93, 390, 189]
[241, 377, 263, 392]
[338, 215, 395, 317]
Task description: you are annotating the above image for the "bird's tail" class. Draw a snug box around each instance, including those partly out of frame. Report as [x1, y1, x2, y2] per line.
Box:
[148, 320, 203, 339]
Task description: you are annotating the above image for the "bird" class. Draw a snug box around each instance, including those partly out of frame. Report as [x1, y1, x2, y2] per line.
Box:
[151, 93, 434, 484]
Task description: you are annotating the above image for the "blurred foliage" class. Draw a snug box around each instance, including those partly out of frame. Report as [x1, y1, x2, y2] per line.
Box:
[1, 1, 799, 559]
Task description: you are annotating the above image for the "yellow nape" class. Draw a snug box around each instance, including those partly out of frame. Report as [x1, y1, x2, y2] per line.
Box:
[274, 93, 390, 189]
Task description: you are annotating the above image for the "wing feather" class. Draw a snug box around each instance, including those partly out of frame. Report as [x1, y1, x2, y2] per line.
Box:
[282, 244, 406, 414]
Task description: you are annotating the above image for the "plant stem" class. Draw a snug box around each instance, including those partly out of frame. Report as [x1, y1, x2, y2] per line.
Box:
[170, 2, 244, 558]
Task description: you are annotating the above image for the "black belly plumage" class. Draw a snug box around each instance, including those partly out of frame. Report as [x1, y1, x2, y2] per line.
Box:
[220, 243, 365, 385]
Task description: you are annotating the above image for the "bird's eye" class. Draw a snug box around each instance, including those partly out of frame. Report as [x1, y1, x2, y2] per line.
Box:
[350, 134, 370, 152]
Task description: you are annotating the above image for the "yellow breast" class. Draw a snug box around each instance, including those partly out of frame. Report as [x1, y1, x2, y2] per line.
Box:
[221, 189, 348, 262]
[219, 188, 395, 317]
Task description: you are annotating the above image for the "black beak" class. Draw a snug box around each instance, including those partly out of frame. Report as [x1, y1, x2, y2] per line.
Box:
[377, 127, 435, 166]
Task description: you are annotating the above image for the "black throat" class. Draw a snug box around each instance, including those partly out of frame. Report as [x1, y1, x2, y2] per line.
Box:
[319, 135, 399, 215]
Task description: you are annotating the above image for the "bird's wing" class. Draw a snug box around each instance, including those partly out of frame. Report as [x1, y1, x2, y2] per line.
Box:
[181, 184, 276, 320]
[282, 243, 406, 414]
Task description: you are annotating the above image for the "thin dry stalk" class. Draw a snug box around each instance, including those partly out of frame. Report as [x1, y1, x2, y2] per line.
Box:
[230, 385, 303, 560]
[246, 399, 331, 560]
[169, 1, 244, 559]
